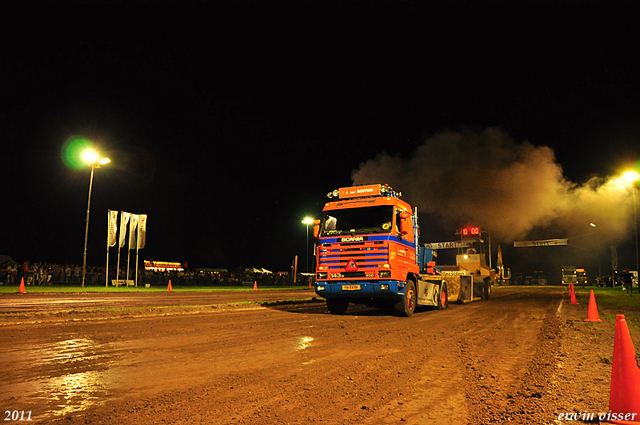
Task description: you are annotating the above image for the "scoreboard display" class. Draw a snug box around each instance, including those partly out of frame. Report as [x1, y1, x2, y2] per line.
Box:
[459, 226, 480, 238]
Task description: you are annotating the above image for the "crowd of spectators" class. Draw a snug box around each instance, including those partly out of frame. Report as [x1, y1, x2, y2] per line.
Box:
[0, 261, 108, 285]
[0, 260, 313, 287]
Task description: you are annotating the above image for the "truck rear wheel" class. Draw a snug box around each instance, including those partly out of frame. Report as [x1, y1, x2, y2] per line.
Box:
[326, 298, 349, 315]
[483, 278, 491, 300]
[394, 279, 416, 317]
[438, 283, 449, 310]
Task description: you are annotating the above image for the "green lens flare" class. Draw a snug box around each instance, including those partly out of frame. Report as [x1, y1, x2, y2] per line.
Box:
[62, 136, 93, 170]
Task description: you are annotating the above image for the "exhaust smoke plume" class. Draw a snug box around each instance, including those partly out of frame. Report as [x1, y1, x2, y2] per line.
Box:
[352, 127, 636, 247]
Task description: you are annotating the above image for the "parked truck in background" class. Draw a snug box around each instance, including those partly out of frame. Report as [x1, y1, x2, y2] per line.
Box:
[576, 268, 588, 286]
[313, 184, 492, 317]
[562, 266, 577, 285]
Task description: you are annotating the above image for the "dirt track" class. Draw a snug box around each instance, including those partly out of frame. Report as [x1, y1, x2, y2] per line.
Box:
[0, 287, 631, 424]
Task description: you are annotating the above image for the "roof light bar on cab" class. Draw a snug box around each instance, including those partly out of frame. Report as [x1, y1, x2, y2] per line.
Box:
[327, 184, 402, 200]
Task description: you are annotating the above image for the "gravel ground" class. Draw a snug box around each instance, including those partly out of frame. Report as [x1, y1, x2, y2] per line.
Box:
[0, 286, 635, 424]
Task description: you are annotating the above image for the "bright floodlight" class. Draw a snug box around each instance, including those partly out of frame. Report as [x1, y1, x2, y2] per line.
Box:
[623, 170, 640, 183]
[302, 217, 315, 225]
[99, 157, 111, 165]
[590, 223, 596, 228]
[81, 149, 99, 164]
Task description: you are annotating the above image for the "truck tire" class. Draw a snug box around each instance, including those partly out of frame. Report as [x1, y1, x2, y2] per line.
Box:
[483, 279, 491, 300]
[438, 283, 449, 310]
[394, 279, 417, 317]
[326, 298, 349, 315]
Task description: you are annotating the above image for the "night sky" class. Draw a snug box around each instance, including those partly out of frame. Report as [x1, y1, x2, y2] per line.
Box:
[3, 4, 640, 278]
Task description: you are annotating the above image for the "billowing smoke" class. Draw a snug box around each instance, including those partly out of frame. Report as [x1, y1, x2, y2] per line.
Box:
[352, 127, 636, 247]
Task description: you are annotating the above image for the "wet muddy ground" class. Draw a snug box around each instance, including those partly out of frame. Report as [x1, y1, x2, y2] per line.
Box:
[0, 287, 633, 424]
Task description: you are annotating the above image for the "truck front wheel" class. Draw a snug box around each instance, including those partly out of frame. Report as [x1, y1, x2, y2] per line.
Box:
[394, 279, 417, 317]
[326, 298, 349, 315]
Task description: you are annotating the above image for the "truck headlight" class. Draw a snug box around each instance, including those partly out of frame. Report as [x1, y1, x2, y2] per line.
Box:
[317, 272, 327, 279]
[380, 284, 389, 291]
[379, 271, 391, 278]
[316, 285, 326, 291]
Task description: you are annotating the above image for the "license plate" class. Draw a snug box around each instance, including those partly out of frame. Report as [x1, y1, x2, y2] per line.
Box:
[342, 285, 361, 291]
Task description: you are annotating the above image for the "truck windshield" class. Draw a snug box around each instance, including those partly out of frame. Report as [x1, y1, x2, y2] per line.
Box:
[322, 206, 394, 236]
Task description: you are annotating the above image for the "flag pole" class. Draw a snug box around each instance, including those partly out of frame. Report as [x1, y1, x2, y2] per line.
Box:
[127, 214, 138, 284]
[136, 215, 147, 288]
[106, 210, 118, 288]
[117, 211, 129, 282]
[127, 236, 131, 281]
[135, 223, 139, 287]
[116, 243, 121, 281]
[106, 210, 110, 288]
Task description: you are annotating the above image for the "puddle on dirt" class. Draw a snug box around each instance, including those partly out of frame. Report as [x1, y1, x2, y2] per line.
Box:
[297, 336, 317, 365]
[40, 370, 111, 416]
[296, 336, 314, 350]
[1, 338, 118, 421]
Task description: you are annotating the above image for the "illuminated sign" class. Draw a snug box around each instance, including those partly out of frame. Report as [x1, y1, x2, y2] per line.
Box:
[424, 241, 475, 249]
[513, 238, 568, 247]
[460, 226, 480, 238]
[143, 260, 184, 271]
[339, 184, 381, 199]
[441, 270, 471, 276]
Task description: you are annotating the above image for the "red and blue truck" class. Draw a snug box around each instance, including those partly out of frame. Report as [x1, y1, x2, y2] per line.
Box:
[313, 184, 492, 317]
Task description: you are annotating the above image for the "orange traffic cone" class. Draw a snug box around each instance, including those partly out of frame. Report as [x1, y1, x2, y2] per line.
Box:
[569, 283, 575, 296]
[167, 279, 173, 292]
[608, 315, 640, 422]
[18, 277, 26, 294]
[569, 287, 578, 305]
[584, 290, 601, 322]
[253, 280, 258, 291]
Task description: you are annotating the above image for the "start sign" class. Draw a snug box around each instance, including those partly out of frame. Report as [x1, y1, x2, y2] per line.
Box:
[459, 226, 480, 238]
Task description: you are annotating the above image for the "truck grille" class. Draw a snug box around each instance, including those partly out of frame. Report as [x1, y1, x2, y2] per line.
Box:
[318, 241, 389, 277]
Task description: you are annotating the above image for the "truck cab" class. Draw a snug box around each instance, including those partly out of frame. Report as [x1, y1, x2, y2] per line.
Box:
[314, 184, 447, 317]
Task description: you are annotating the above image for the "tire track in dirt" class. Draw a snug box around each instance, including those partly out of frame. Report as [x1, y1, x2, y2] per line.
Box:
[457, 289, 564, 424]
[359, 287, 565, 424]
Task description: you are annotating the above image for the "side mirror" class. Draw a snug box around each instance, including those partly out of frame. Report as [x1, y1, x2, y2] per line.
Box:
[399, 211, 411, 236]
[313, 220, 321, 239]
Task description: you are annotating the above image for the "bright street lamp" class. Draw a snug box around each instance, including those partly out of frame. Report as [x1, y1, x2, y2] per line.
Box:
[623, 170, 640, 183]
[81, 149, 110, 288]
[302, 217, 315, 273]
[623, 170, 640, 290]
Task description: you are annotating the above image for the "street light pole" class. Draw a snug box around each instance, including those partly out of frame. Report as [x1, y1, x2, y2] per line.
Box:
[306, 223, 309, 273]
[80, 149, 110, 288]
[302, 217, 315, 273]
[623, 171, 640, 292]
[590, 223, 602, 286]
[632, 184, 639, 291]
[81, 165, 96, 288]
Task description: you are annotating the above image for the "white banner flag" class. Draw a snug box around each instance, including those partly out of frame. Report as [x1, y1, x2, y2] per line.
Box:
[119, 212, 131, 248]
[107, 210, 118, 248]
[137, 214, 147, 249]
[129, 214, 139, 250]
